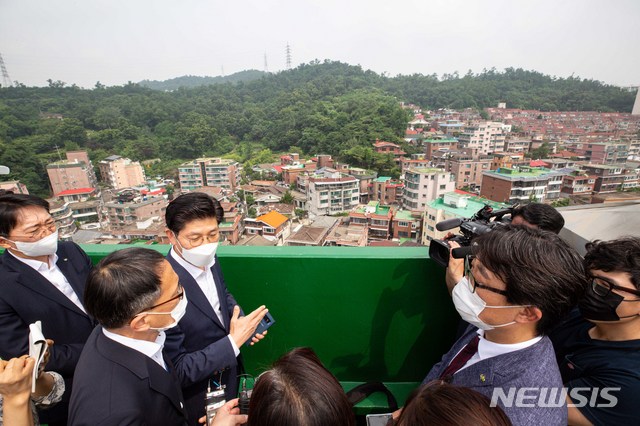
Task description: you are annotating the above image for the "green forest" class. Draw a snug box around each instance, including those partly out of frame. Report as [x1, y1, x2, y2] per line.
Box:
[0, 60, 636, 197]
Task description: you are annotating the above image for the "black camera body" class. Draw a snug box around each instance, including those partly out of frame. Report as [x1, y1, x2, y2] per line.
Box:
[428, 204, 515, 268]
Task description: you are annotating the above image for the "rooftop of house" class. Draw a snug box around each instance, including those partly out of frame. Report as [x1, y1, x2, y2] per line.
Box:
[393, 210, 419, 221]
[429, 193, 509, 218]
[56, 187, 96, 196]
[287, 226, 328, 244]
[256, 210, 289, 229]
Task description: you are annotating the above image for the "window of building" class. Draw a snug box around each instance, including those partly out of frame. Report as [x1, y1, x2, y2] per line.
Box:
[398, 221, 409, 227]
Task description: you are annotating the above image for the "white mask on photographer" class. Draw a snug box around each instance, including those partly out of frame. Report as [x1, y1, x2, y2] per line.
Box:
[452, 277, 530, 331]
[5, 230, 59, 257]
[174, 233, 218, 268]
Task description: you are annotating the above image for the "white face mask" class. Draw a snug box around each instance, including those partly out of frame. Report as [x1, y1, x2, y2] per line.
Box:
[6, 230, 59, 257]
[174, 233, 218, 268]
[142, 289, 188, 332]
[452, 277, 530, 331]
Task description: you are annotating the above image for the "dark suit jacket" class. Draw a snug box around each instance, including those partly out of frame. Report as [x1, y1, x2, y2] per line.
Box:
[69, 326, 188, 426]
[164, 252, 241, 425]
[423, 326, 567, 425]
[0, 242, 95, 423]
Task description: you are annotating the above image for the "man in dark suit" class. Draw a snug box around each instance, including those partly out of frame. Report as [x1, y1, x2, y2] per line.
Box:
[69, 247, 190, 425]
[418, 226, 588, 425]
[0, 193, 95, 425]
[164, 192, 269, 425]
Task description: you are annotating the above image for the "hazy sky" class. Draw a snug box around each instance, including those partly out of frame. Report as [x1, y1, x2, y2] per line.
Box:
[1, 0, 639, 88]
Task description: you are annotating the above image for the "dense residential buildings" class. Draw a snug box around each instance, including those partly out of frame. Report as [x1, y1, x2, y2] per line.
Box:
[402, 168, 456, 210]
[99, 155, 146, 189]
[47, 151, 98, 196]
[480, 166, 566, 203]
[178, 157, 241, 192]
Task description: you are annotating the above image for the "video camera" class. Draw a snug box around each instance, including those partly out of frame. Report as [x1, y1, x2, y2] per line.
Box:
[428, 204, 516, 268]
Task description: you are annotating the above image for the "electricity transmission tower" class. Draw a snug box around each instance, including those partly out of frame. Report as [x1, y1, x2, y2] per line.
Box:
[0, 53, 12, 87]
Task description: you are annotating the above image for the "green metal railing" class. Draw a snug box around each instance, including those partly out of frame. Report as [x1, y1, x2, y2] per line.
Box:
[85, 245, 460, 412]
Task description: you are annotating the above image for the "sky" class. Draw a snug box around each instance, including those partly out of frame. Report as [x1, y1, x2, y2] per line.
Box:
[1, 0, 639, 88]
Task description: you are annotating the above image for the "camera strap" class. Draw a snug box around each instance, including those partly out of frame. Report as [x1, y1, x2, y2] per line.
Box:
[346, 381, 398, 411]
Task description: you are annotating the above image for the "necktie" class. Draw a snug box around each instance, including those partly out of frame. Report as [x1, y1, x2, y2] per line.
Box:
[440, 335, 480, 382]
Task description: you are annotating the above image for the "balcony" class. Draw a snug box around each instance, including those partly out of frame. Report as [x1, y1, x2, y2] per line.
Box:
[76, 245, 456, 413]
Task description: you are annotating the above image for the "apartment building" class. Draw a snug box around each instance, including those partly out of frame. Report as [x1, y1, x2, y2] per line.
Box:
[581, 164, 627, 194]
[564, 142, 629, 165]
[392, 210, 422, 241]
[490, 152, 526, 170]
[104, 192, 167, 229]
[47, 151, 98, 196]
[99, 155, 146, 190]
[457, 122, 510, 156]
[368, 176, 403, 205]
[561, 171, 596, 195]
[402, 168, 456, 210]
[349, 201, 393, 241]
[306, 170, 360, 216]
[480, 166, 566, 203]
[444, 153, 492, 190]
[48, 199, 77, 240]
[178, 157, 241, 192]
[423, 138, 458, 160]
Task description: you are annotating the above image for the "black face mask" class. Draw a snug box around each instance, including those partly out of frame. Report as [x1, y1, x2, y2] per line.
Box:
[579, 284, 625, 322]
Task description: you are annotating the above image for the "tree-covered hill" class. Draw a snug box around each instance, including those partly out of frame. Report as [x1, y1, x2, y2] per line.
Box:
[0, 60, 636, 197]
[139, 70, 267, 90]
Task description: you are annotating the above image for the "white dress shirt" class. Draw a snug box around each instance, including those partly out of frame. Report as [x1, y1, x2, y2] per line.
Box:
[9, 251, 86, 313]
[458, 329, 542, 373]
[169, 247, 240, 357]
[102, 328, 167, 370]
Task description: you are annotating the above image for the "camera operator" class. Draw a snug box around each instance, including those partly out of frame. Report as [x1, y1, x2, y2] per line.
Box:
[445, 203, 565, 294]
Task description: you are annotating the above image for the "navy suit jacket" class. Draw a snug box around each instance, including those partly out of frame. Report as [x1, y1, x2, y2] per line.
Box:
[69, 327, 188, 426]
[423, 326, 567, 425]
[0, 242, 95, 424]
[164, 252, 242, 425]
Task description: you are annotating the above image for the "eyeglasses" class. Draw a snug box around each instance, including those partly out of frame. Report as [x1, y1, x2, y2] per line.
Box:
[591, 277, 640, 298]
[177, 232, 219, 248]
[464, 256, 509, 297]
[11, 221, 56, 240]
[143, 284, 184, 312]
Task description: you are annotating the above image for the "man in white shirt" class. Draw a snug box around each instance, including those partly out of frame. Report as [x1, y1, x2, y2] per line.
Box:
[164, 192, 269, 425]
[0, 193, 94, 425]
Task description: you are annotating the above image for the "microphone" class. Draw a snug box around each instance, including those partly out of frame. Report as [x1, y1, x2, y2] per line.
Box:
[436, 218, 463, 232]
